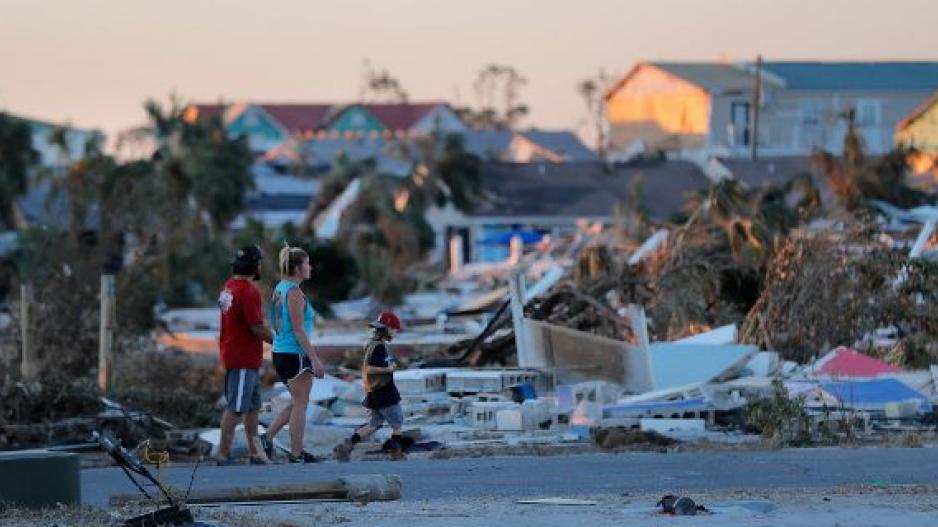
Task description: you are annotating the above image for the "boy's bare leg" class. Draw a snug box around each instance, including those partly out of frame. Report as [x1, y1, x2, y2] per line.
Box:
[218, 409, 241, 459]
[244, 411, 271, 463]
[355, 424, 378, 441]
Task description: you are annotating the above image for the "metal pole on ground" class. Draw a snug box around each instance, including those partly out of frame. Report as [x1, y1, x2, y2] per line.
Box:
[98, 274, 116, 393]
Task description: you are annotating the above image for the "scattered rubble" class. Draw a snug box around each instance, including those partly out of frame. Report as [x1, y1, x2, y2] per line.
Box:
[5, 160, 938, 463]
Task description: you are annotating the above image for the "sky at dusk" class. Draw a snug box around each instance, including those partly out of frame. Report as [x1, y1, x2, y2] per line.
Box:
[1, 0, 936, 144]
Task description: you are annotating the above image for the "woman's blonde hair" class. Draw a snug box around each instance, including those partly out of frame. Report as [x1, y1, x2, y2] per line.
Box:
[279, 243, 309, 277]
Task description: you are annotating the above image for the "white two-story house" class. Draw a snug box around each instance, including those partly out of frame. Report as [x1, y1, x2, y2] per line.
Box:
[606, 61, 938, 158]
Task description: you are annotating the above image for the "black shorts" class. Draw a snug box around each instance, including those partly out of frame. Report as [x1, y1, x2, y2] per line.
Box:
[272, 353, 312, 384]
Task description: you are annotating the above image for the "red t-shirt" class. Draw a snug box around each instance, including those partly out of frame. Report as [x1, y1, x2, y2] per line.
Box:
[218, 278, 264, 369]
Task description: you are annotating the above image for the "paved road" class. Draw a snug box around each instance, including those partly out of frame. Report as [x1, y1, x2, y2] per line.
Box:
[82, 448, 938, 506]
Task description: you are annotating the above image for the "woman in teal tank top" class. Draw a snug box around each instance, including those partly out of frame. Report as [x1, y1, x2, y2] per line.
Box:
[260, 245, 325, 464]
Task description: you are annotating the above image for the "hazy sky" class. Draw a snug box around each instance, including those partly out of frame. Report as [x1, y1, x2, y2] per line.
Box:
[2, 0, 936, 143]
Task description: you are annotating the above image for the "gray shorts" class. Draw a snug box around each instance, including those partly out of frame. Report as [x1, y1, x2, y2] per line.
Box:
[224, 368, 261, 414]
[367, 404, 404, 429]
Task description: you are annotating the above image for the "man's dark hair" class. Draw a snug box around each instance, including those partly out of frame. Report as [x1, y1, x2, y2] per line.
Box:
[232, 245, 263, 279]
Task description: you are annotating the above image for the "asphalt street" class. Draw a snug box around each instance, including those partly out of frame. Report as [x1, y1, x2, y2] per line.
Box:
[82, 447, 938, 506]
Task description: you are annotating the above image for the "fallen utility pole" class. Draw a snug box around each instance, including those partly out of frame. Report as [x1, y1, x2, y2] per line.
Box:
[111, 474, 402, 506]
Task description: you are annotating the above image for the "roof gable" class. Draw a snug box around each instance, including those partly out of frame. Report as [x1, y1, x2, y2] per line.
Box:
[365, 102, 446, 131]
[227, 105, 287, 141]
[897, 90, 938, 131]
[328, 106, 386, 132]
[259, 104, 335, 133]
[814, 346, 904, 377]
[651, 62, 763, 94]
[519, 131, 599, 162]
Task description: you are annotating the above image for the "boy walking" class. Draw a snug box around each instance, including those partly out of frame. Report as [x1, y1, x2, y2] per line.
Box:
[334, 311, 405, 461]
[217, 245, 274, 465]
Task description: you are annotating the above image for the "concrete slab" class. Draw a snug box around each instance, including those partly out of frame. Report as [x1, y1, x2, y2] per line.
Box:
[639, 418, 706, 433]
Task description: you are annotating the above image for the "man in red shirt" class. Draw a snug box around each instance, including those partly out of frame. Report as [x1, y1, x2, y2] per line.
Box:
[217, 245, 274, 465]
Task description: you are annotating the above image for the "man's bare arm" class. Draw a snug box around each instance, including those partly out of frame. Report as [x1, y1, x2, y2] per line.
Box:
[250, 323, 273, 345]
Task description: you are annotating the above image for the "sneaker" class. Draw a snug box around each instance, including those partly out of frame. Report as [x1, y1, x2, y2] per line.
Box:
[258, 433, 274, 458]
[333, 440, 353, 462]
[215, 456, 239, 466]
[388, 447, 406, 461]
[287, 451, 319, 464]
[249, 455, 271, 465]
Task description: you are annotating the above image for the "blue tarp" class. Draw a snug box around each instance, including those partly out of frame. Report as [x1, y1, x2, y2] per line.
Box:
[819, 378, 931, 412]
[478, 230, 546, 245]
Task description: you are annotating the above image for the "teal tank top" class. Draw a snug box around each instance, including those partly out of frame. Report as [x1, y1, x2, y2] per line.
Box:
[270, 280, 314, 354]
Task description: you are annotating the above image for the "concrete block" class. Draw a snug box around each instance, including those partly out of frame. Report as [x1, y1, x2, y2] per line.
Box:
[0, 450, 80, 508]
[557, 382, 622, 411]
[495, 400, 551, 431]
[570, 401, 603, 427]
[447, 369, 553, 395]
[466, 401, 517, 430]
[496, 409, 525, 431]
[394, 368, 453, 395]
[639, 418, 706, 433]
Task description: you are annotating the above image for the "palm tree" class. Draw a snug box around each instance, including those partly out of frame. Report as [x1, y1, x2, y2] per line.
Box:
[144, 97, 254, 235]
[0, 113, 37, 229]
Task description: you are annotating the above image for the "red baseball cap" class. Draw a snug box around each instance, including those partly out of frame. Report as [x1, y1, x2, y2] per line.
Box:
[369, 311, 402, 331]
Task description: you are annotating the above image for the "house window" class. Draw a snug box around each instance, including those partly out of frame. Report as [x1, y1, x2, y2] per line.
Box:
[801, 101, 822, 125]
[730, 102, 751, 147]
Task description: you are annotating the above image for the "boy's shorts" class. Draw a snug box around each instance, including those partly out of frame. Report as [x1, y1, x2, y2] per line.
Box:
[367, 404, 404, 429]
[224, 368, 261, 414]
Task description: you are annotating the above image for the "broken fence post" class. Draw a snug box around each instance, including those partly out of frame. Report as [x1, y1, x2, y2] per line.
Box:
[19, 283, 35, 379]
[448, 233, 464, 274]
[98, 274, 116, 393]
[509, 269, 534, 367]
[627, 304, 650, 351]
[909, 219, 937, 259]
[508, 234, 523, 265]
[627, 304, 655, 392]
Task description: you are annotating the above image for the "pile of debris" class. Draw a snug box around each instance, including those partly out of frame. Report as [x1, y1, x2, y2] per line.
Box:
[741, 226, 938, 366]
[0, 345, 221, 455]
